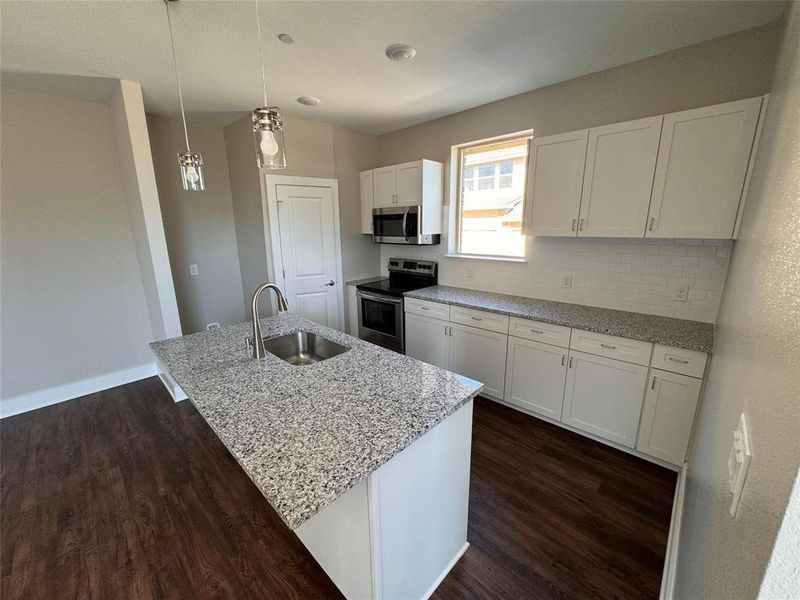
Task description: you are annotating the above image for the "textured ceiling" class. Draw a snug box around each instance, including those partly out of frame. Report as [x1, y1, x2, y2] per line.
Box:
[0, 0, 786, 134]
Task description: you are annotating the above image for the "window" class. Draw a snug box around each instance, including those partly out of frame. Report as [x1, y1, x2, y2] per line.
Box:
[454, 135, 531, 258]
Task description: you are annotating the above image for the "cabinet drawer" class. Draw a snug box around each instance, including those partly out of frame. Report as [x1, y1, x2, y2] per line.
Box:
[651, 344, 707, 378]
[404, 298, 449, 321]
[570, 329, 652, 366]
[449, 306, 509, 334]
[509, 317, 571, 348]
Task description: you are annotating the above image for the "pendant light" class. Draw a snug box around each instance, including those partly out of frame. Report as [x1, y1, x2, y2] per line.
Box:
[252, 0, 286, 169]
[164, 0, 205, 191]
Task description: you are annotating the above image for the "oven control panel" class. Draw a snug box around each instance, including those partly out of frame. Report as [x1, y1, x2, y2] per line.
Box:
[388, 258, 437, 275]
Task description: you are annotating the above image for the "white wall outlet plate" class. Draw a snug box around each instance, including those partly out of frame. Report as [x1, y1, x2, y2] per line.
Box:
[561, 273, 573, 289]
[673, 284, 689, 302]
[206, 322, 220, 331]
[728, 412, 752, 517]
[189, 264, 199, 276]
[466, 267, 474, 279]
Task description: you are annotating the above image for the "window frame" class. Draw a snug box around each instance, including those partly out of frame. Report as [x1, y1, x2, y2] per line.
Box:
[450, 131, 534, 262]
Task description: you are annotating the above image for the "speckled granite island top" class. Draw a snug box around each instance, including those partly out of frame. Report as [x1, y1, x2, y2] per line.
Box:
[149, 314, 482, 530]
[405, 285, 714, 353]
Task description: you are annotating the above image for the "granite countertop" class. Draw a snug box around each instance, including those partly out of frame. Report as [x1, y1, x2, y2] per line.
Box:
[150, 314, 482, 530]
[405, 285, 714, 353]
[346, 275, 384, 286]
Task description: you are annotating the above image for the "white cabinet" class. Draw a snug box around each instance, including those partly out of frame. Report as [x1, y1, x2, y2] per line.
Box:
[405, 312, 451, 370]
[636, 369, 702, 464]
[449, 323, 507, 399]
[646, 96, 763, 238]
[373, 165, 397, 208]
[529, 129, 588, 236]
[578, 116, 663, 237]
[359, 170, 374, 234]
[505, 337, 568, 419]
[562, 350, 648, 448]
[396, 161, 423, 207]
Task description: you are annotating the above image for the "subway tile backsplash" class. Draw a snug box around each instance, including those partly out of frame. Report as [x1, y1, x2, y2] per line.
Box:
[381, 238, 733, 323]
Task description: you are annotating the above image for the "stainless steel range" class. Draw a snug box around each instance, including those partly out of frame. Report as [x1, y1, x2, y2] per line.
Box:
[356, 258, 437, 352]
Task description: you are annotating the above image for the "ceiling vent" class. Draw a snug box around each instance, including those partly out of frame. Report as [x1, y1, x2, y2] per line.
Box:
[385, 44, 416, 61]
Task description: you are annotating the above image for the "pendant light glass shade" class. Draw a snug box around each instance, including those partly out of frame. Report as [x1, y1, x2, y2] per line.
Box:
[252, 107, 286, 169]
[165, 0, 205, 191]
[178, 151, 205, 191]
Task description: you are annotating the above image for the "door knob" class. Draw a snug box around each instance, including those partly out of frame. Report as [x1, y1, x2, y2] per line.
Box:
[324, 280, 336, 286]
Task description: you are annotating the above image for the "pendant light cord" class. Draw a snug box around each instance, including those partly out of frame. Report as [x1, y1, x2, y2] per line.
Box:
[165, 1, 191, 152]
[255, 0, 268, 107]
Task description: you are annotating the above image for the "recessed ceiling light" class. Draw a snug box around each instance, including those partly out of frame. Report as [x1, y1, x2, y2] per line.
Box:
[385, 43, 416, 61]
[297, 96, 320, 106]
[277, 33, 294, 44]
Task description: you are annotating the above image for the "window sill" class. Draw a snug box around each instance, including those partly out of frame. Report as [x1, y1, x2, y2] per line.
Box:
[444, 253, 528, 264]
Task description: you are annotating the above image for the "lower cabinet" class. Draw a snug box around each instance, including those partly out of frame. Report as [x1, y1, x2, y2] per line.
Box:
[505, 337, 568, 419]
[636, 368, 702, 464]
[562, 350, 648, 448]
[449, 323, 507, 399]
[405, 312, 450, 370]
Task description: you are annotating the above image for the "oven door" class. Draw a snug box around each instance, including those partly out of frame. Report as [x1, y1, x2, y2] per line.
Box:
[357, 290, 404, 351]
[372, 207, 419, 244]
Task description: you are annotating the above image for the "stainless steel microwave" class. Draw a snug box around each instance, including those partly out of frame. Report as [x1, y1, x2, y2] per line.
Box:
[372, 207, 441, 245]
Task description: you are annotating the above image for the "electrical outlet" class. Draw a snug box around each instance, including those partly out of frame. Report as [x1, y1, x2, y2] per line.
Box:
[206, 322, 220, 331]
[189, 264, 199, 276]
[728, 412, 752, 517]
[673, 284, 689, 302]
[466, 267, 474, 279]
[561, 273, 573, 289]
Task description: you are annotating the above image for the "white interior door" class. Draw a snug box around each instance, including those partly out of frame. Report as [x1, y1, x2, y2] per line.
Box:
[275, 184, 340, 329]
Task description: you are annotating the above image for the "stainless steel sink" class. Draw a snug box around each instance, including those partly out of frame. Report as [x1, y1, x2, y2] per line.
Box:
[261, 331, 349, 366]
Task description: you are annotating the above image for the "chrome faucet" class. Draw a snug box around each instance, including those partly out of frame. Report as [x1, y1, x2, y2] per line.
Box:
[248, 282, 289, 359]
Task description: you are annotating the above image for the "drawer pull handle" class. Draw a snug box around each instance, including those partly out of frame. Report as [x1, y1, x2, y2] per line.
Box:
[471, 316, 483, 321]
[420, 306, 430, 311]
[652, 375, 657, 390]
[668, 356, 690, 364]
[530, 329, 544, 335]
[444, 325, 448, 335]
[568, 356, 574, 368]
[600, 343, 617, 350]
[561, 354, 566, 366]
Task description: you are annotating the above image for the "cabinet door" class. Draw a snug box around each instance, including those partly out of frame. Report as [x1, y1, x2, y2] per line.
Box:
[646, 96, 762, 238]
[449, 323, 507, 399]
[360, 170, 374, 234]
[396, 161, 423, 207]
[405, 312, 451, 370]
[505, 337, 568, 419]
[636, 369, 702, 464]
[562, 350, 647, 447]
[578, 116, 662, 237]
[373, 165, 397, 208]
[529, 129, 588, 236]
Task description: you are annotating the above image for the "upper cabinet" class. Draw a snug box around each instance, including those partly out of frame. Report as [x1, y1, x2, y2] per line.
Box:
[360, 169, 374, 234]
[528, 95, 766, 240]
[646, 96, 763, 239]
[360, 159, 444, 234]
[529, 129, 588, 236]
[579, 116, 663, 237]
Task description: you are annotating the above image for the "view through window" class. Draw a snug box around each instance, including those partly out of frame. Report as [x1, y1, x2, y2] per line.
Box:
[457, 136, 531, 258]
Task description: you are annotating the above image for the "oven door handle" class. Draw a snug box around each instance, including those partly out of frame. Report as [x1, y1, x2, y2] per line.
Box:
[402, 208, 410, 242]
[356, 291, 403, 305]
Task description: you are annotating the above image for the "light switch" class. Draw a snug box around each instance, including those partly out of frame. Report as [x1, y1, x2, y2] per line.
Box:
[728, 412, 752, 517]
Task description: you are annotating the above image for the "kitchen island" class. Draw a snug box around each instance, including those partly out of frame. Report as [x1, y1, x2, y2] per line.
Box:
[150, 314, 483, 600]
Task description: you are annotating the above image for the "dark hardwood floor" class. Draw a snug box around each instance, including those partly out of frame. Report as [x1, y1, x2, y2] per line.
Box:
[1, 377, 676, 600]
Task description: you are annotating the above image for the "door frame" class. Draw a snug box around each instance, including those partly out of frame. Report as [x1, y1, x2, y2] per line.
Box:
[261, 174, 345, 330]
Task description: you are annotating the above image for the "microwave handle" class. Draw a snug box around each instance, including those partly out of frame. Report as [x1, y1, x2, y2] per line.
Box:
[402, 208, 409, 242]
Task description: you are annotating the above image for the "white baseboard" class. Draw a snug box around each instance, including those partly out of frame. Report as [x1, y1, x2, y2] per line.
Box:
[421, 542, 469, 600]
[0, 363, 158, 418]
[660, 462, 688, 600]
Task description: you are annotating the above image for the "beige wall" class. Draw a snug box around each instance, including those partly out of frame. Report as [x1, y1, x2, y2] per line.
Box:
[223, 114, 381, 323]
[374, 24, 778, 321]
[148, 115, 245, 334]
[675, 5, 800, 598]
[0, 87, 155, 399]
